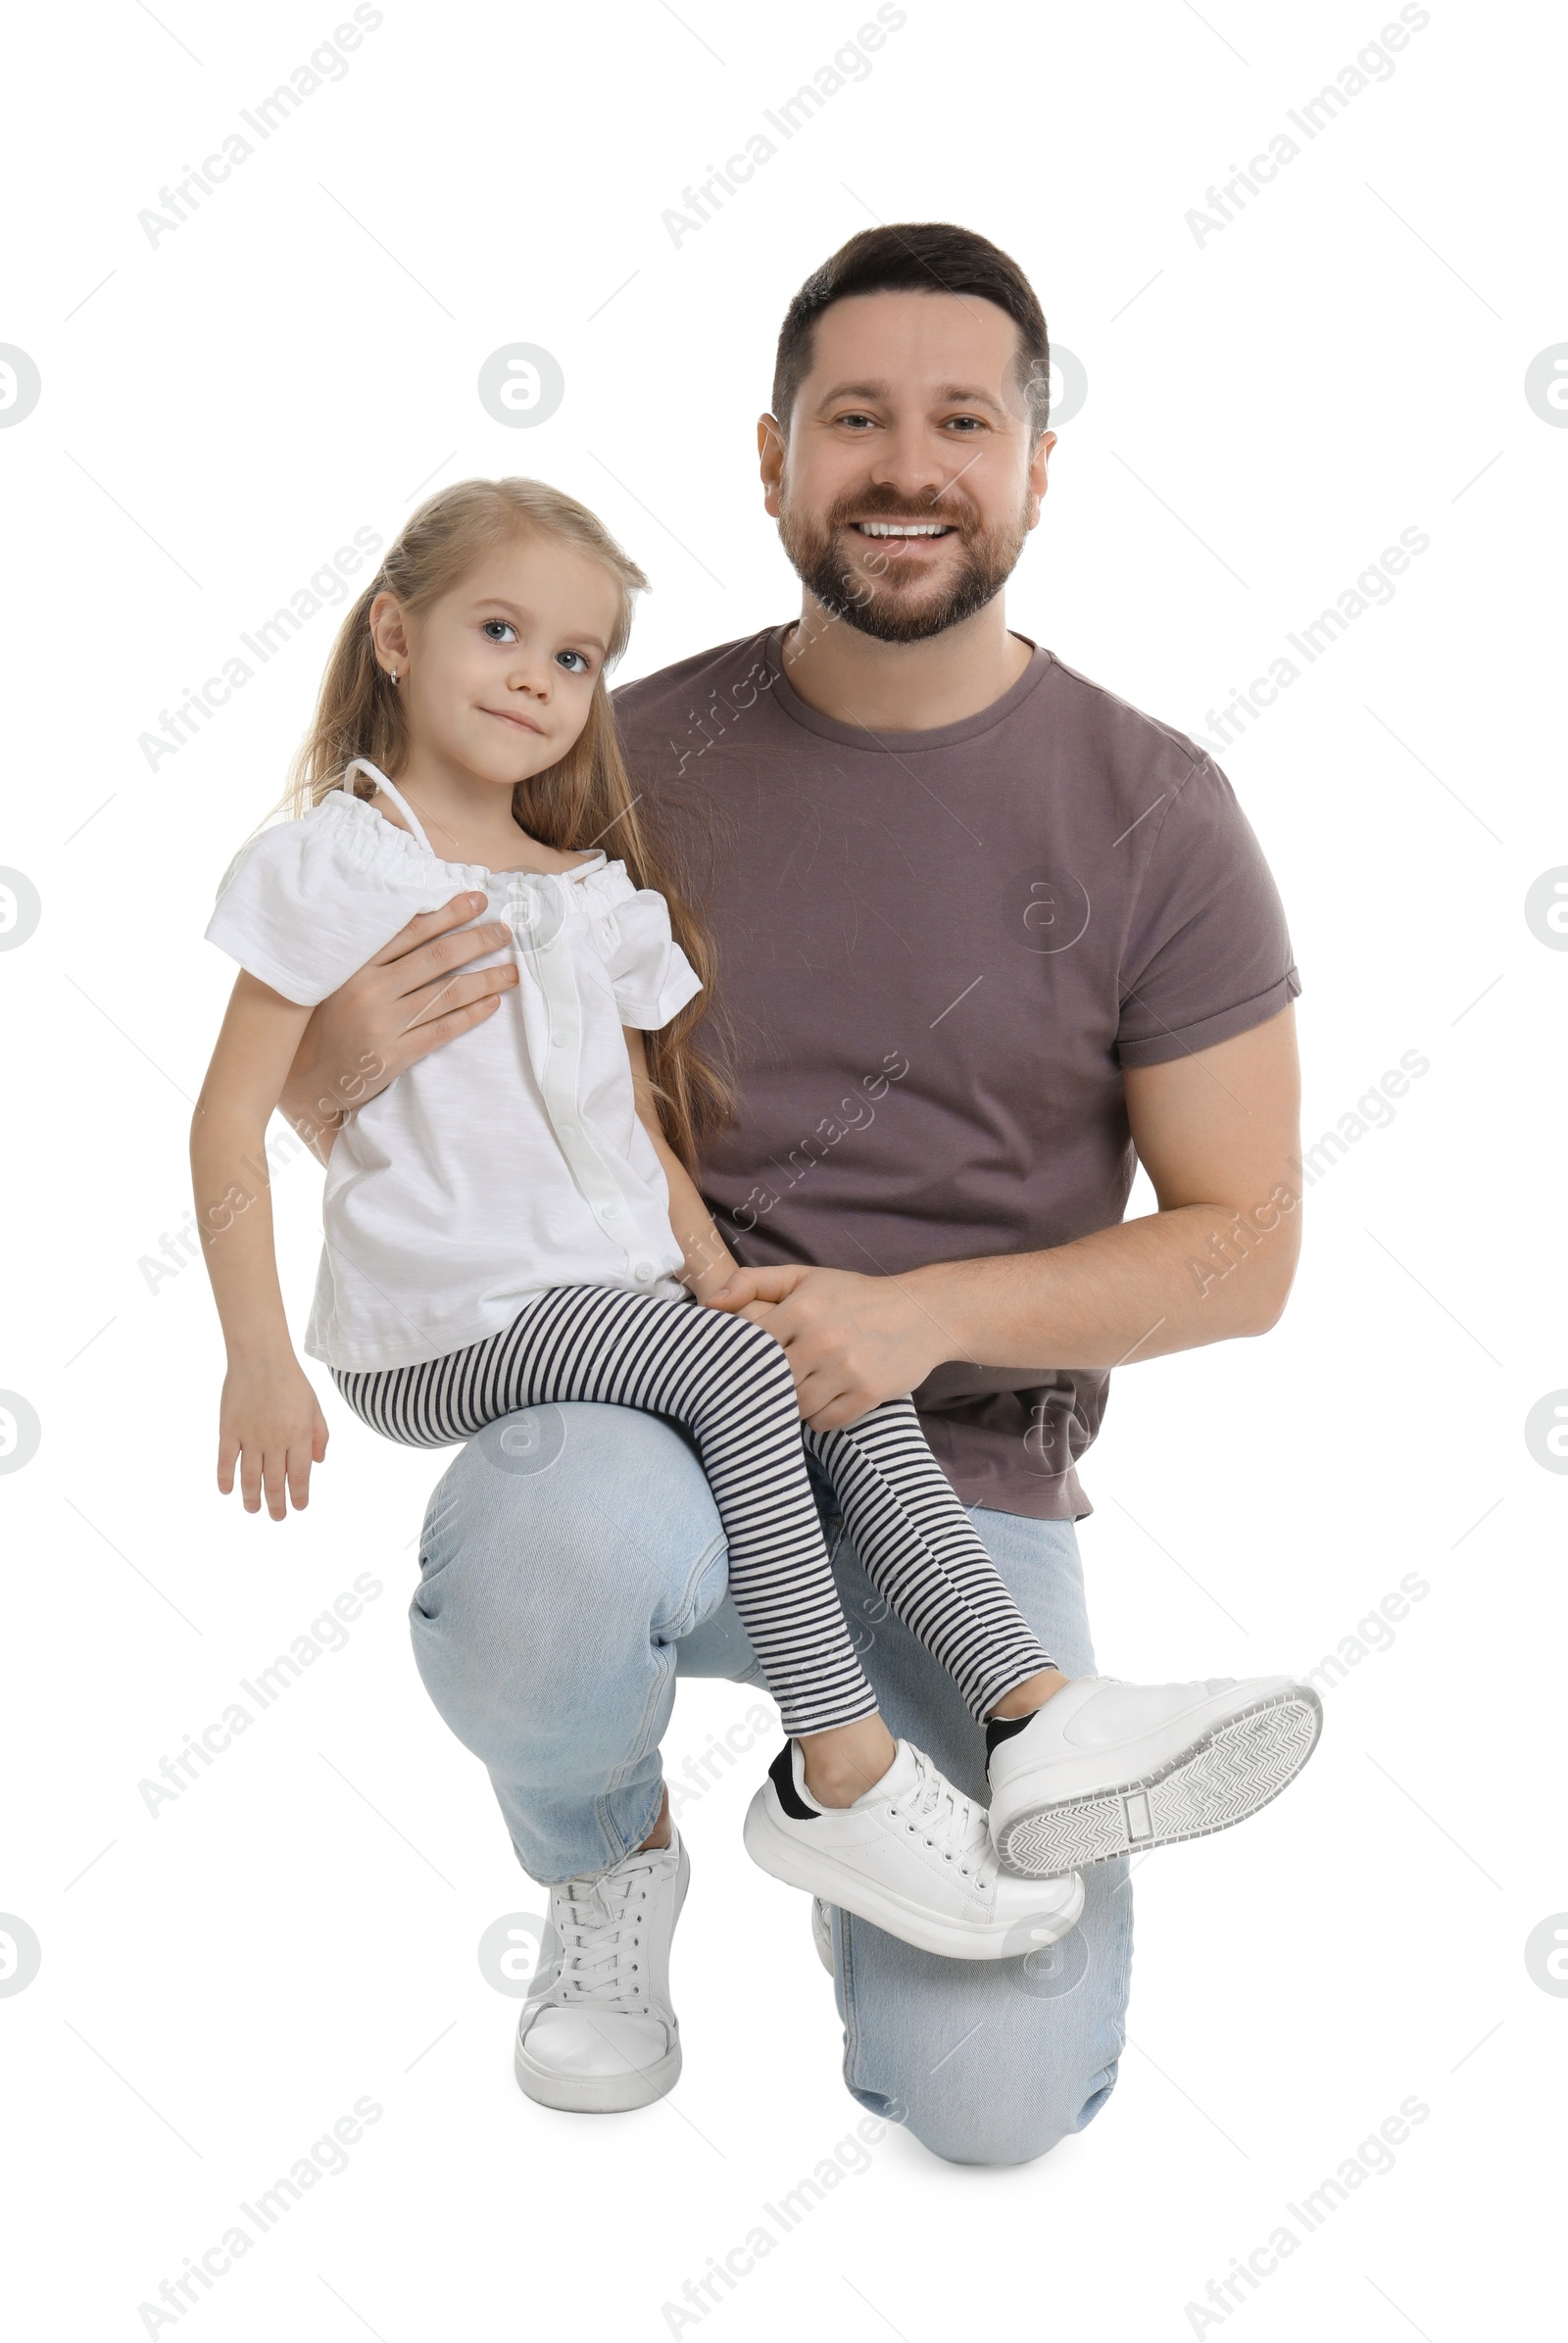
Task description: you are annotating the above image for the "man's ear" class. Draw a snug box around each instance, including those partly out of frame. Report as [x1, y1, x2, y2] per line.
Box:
[1025, 427, 1057, 529]
[758, 413, 786, 515]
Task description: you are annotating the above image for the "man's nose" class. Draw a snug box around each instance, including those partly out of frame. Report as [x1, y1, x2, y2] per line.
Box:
[865, 422, 947, 506]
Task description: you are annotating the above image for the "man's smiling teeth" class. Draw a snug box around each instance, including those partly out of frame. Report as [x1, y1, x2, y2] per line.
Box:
[853, 521, 953, 537]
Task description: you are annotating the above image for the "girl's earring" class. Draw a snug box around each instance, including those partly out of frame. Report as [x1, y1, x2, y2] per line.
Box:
[389, 667, 399, 685]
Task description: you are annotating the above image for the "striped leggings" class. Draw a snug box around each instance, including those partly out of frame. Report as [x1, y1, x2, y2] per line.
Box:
[332, 1285, 1054, 1738]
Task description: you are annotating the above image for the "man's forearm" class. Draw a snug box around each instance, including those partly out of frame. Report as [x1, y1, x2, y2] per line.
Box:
[906, 1190, 1302, 1374]
[713, 1014, 1305, 1428]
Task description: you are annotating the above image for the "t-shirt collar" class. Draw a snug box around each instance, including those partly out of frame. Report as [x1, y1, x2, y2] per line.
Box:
[760, 622, 1054, 754]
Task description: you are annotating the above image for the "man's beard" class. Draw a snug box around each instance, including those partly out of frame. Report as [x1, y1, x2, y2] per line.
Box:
[775, 481, 1031, 644]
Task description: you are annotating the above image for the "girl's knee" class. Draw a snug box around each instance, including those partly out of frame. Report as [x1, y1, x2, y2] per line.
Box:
[707, 1310, 798, 1409]
[721, 1309, 790, 1365]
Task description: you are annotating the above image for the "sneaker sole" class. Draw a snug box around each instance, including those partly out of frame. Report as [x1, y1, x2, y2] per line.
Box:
[514, 2031, 682, 2114]
[994, 1688, 1323, 1877]
[744, 1798, 1084, 1962]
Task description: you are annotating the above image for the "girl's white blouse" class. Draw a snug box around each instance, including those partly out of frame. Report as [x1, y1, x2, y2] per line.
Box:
[205, 778, 704, 1372]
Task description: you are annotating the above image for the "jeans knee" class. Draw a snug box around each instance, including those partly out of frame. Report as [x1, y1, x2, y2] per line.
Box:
[889, 2053, 1123, 2168]
[409, 1400, 725, 1743]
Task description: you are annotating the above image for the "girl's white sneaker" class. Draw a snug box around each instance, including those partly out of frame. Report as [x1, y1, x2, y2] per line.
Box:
[744, 1738, 1084, 1962]
[985, 1676, 1322, 1877]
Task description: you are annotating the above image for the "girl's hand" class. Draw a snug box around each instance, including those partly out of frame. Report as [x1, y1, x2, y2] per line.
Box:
[218, 1359, 329, 1519]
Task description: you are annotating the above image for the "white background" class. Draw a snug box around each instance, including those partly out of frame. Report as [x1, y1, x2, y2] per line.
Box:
[1, 0, 1563, 2335]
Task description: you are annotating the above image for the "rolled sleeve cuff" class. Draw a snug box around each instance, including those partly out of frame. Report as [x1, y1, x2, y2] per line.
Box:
[1116, 965, 1301, 1068]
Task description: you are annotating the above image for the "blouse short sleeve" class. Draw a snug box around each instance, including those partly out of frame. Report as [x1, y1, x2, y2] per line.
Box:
[205, 805, 441, 1005]
[595, 874, 704, 1030]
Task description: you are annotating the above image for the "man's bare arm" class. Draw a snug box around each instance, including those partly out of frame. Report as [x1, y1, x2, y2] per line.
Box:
[277, 892, 520, 1162]
[710, 1006, 1302, 1429]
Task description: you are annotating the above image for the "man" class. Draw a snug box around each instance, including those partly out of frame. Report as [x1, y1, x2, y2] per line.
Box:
[279, 222, 1302, 2165]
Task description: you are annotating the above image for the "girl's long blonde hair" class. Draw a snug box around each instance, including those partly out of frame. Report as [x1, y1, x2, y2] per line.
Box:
[287, 476, 731, 1172]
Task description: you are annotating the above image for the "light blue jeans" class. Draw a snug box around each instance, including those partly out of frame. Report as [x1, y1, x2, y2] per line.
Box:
[411, 1400, 1133, 2166]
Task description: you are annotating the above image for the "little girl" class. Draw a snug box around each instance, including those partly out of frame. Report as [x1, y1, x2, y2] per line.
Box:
[193, 476, 1320, 1962]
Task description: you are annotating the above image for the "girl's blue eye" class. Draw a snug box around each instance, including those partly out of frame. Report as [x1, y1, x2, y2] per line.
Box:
[482, 619, 516, 643]
[556, 650, 590, 673]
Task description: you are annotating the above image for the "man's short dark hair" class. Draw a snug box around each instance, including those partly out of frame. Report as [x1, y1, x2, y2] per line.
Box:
[770, 221, 1051, 439]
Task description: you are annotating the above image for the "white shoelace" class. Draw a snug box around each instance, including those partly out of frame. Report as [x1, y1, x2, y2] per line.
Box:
[885, 1747, 999, 1891]
[539, 1853, 660, 2009]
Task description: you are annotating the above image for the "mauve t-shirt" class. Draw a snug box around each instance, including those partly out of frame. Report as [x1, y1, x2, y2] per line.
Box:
[612, 627, 1300, 1520]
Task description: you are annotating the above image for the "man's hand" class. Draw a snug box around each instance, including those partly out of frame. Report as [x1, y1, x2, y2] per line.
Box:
[279, 893, 520, 1159]
[708, 1264, 955, 1429]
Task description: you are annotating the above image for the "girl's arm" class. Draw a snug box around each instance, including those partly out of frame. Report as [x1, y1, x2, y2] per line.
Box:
[191, 972, 329, 1519]
[623, 1027, 738, 1304]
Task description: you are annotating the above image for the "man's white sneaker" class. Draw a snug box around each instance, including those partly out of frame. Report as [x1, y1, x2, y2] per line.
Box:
[514, 1828, 688, 2113]
[986, 1676, 1323, 1876]
[744, 1739, 1084, 1962]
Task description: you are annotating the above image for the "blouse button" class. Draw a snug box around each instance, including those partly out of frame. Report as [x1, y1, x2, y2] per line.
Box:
[602, 1203, 621, 1220]
[634, 1262, 655, 1282]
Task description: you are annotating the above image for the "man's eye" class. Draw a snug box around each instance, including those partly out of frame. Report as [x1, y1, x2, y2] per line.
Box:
[482, 619, 517, 643]
[556, 650, 590, 673]
[835, 412, 876, 430]
[945, 415, 985, 431]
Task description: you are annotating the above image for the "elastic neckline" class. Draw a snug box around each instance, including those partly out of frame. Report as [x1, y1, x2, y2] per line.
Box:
[331, 762, 609, 885]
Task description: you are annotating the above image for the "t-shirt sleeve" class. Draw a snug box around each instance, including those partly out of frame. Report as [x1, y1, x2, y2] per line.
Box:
[204, 818, 432, 1006]
[1115, 757, 1301, 1067]
[603, 885, 705, 1030]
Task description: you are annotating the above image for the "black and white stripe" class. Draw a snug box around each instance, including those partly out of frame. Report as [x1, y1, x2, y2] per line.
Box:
[333, 1286, 1054, 1737]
